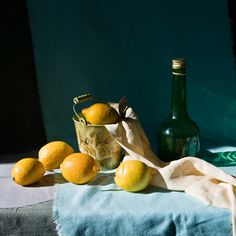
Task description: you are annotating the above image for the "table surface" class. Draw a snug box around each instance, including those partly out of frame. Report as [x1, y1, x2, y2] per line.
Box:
[0, 200, 56, 236]
[0, 153, 57, 236]
[1, 150, 236, 236]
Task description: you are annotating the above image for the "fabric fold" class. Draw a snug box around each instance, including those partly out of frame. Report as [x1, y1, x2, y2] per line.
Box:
[105, 100, 236, 236]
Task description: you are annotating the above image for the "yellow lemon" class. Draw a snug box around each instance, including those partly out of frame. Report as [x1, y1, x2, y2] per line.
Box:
[114, 160, 151, 192]
[82, 103, 120, 125]
[60, 153, 100, 184]
[38, 141, 74, 170]
[12, 158, 45, 185]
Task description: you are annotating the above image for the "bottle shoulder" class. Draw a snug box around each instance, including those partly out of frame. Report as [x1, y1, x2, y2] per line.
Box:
[158, 115, 199, 137]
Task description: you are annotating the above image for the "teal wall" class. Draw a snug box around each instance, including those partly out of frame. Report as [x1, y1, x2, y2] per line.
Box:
[27, 0, 236, 152]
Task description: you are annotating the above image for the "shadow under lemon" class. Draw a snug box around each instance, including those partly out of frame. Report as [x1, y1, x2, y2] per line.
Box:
[27, 172, 67, 187]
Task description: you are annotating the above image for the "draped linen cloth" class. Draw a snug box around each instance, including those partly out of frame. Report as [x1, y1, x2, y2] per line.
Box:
[105, 101, 236, 236]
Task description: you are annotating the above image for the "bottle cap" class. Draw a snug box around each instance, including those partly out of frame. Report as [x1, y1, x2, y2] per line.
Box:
[172, 58, 186, 69]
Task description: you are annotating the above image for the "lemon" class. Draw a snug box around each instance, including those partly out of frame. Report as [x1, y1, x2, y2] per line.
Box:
[60, 153, 100, 184]
[38, 141, 74, 170]
[114, 160, 151, 192]
[82, 103, 120, 125]
[12, 158, 45, 185]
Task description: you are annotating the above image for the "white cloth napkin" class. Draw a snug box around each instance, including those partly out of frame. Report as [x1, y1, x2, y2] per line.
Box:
[106, 100, 236, 236]
[0, 163, 54, 208]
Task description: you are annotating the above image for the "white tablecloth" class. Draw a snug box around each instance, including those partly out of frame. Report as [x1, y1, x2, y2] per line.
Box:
[0, 163, 54, 208]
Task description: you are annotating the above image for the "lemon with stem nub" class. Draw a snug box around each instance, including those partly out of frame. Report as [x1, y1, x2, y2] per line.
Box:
[82, 103, 120, 125]
[60, 153, 100, 184]
[38, 141, 74, 170]
[12, 158, 45, 186]
[114, 160, 151, 192]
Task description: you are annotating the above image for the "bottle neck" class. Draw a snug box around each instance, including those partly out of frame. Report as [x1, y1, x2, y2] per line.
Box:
[171, 67, 188, 119]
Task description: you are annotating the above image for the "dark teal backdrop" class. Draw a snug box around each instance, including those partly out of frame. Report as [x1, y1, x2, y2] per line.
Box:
[26, 0, 236, 152]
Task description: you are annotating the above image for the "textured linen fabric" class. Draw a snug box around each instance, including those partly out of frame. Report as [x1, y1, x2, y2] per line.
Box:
[53, 171, 232, 236]
[0, 200, 56, 236]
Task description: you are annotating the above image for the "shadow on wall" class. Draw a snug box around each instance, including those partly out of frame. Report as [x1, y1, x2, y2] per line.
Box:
[0, 0, 46, 155]
[25, 0, 236, 153]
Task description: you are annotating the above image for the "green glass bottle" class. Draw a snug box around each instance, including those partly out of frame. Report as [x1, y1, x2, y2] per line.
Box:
[157, 58, 200, 162]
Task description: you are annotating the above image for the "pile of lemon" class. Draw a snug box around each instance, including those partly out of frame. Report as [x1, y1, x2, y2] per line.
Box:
[12, 102, 152, 192]
[12, 141, 100, 186]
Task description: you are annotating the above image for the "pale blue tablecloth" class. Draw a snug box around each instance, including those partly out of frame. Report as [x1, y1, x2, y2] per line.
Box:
[53, 167, 235, 236]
